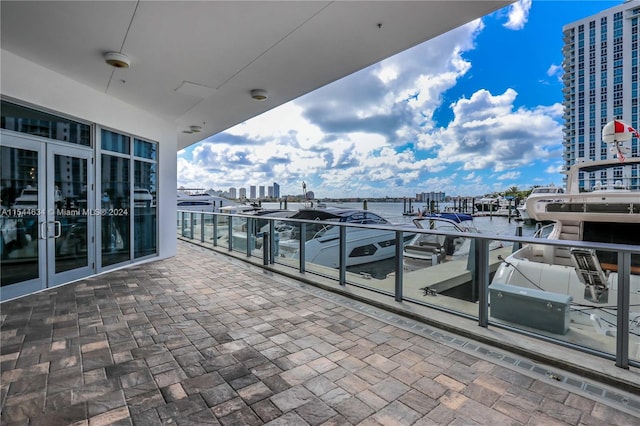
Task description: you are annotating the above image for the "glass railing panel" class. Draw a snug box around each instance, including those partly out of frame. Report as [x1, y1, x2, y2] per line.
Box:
[191, 213, 201, 242]
[202, 214, 215, 244]
[229, 215, 250, 254]
[402, 234, 493, 318]
[249, 217, 267, 262]
[295, 222, 341, 281]
[273, 221, 302, 271]
[343, 227, 402, 297]
[487, 243, 639, 359]
[180, 212, 190, 238]
[488, 240, 575, 338]
[215, 215, 230, 248]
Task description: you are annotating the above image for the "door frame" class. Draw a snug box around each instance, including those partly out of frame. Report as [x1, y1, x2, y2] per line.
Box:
[46, 143, 95, 286]
[0, 130, 96, 299]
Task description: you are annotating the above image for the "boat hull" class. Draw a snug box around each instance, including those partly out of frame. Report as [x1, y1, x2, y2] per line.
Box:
[279, 228, 413, 268]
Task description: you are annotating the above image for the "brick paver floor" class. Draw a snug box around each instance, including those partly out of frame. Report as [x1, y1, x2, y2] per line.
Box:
[1, 241, 639, 425]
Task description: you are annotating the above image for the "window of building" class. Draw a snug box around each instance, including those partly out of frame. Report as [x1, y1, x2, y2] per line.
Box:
[1, 100, 91, 146]
[100, 130, 158, 268]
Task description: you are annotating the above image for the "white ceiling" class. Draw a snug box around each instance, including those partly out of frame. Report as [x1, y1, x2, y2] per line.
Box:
[1, 1, 513, 150]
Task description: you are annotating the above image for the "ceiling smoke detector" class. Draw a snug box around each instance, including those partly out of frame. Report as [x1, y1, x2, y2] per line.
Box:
[250, 89, 268, 101]
[104, 52, 131, 68]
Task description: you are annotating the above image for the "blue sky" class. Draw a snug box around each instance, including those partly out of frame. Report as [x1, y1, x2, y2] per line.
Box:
[178, 0, 624, 199]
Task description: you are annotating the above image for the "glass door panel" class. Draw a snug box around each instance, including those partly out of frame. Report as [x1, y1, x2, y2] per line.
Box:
[134, 160, 157, 258]
[48, 147, 94, 285]
[101, 154, 130, 266]
[0, 138, 46, 297]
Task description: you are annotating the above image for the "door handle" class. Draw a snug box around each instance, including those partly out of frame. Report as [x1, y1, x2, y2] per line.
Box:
[53, 221, 62, 238]
[40, 221, 48, 239]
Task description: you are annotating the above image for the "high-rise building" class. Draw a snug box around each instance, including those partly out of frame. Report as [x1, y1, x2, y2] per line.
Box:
[228, 187, 237, 199]
[267, 186, 273, 198]
[239, 187, 247, 199]
[416, 191, 446, 203]
[273, 182, 280, 199]
[562, 2, 639, 190]
[249, 185, 256, 199]
[259, 185, 265, 199]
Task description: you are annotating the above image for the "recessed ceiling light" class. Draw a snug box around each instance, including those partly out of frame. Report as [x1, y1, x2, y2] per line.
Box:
[104, 52, 130, 68]
[250, 89, 268, 101]
[190, 125, 202, 133]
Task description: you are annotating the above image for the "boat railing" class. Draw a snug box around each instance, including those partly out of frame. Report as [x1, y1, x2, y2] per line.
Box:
[177, 209, 640, 372]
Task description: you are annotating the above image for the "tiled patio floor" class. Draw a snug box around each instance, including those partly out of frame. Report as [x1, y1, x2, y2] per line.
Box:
[1, 241, 639, 425]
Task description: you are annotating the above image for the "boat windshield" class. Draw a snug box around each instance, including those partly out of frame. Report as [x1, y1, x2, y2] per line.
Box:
[532, 187, 563, 194]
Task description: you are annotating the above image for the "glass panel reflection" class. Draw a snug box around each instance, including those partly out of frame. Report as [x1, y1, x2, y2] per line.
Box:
[101, 154, 130, 266]
[134, 138, 157, 160]
[1, 146, 40, 286]
[101, 129, 130, 154]
[1, 101, 91, 146]
[54, 155, 88, 273]
[134, 160, 156, 258]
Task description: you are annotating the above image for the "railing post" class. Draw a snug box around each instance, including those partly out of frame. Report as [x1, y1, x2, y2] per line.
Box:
[394, 230, 404, 302]
[246, 217, 253, 257]
[339, 225, 347, 286]
[212, 214, 218, 246]
[189, 212, 194, 239]
[299, 223, 306, 273]
[474, 238, 490, 327]
[181, 211, 186, 237]
[200, 213, 205, 242]
[512, 224, 522, 252]
[227, 215, 233, 252]
[269, 220, 276, 264]
[262, 231, 269, 266]
[616, 250, 631, 369]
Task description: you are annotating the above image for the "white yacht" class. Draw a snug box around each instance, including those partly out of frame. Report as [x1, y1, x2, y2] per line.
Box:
[177, 190, 241, 213]
[516, 185, 565, 224]
[403, 213, 504, 272]
[474, 195, 500, 212]
[490, 120, 640, 354]
[277, 207, 416, 268]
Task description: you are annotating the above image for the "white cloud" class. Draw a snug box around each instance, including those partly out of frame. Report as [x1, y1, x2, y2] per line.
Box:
[547, 63, 564, 83]
[496, 171, 521, 181]
[503, 0, 532, 30]
[417, 88, 563, 175]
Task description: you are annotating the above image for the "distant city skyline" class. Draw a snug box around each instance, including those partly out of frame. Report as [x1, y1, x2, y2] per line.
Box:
[178, 1, 628, 198]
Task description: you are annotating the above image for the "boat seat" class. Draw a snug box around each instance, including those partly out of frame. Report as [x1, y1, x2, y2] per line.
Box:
[409, 241, 446, 264]
[559, 224, 580, 240]
[554, 220, 581, 266]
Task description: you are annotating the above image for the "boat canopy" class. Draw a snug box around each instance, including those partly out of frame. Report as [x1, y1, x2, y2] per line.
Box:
[291, 208, 390, 224]
[416, 213, 473, 223]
